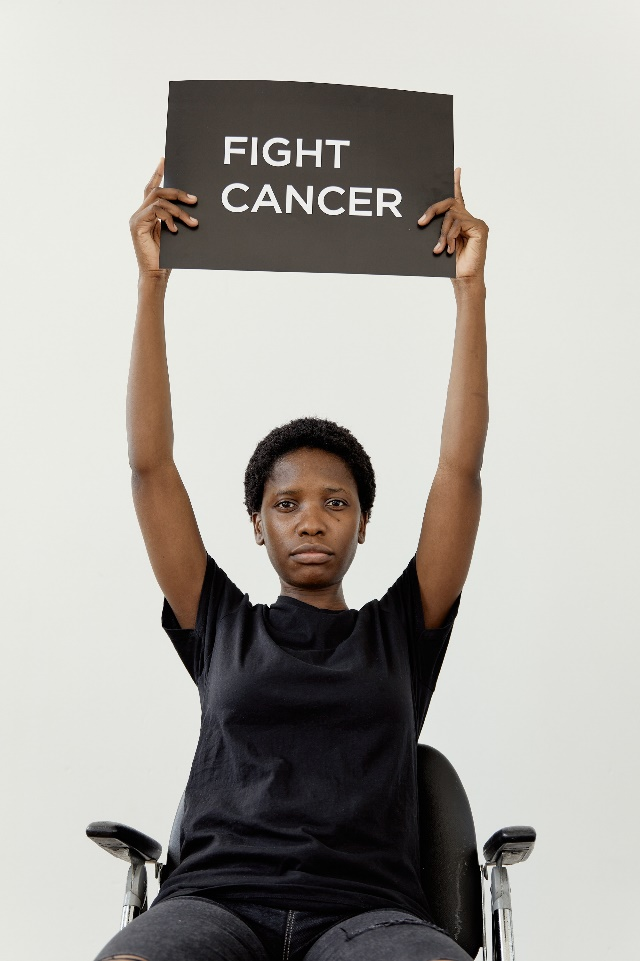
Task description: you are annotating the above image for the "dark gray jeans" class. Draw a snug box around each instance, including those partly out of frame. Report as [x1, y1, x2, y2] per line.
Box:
[93, 895, 474, 961]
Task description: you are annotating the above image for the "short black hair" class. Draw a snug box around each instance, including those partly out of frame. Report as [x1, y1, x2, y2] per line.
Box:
[244, 416, 376, 517]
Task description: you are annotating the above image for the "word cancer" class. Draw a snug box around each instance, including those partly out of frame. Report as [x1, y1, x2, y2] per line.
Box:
[222, 183, 402, 217]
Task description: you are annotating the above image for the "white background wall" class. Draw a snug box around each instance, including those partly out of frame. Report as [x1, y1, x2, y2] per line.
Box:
[1, 2, 638, 958]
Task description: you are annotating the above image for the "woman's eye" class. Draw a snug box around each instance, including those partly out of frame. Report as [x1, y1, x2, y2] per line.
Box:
[276, 500, 296, 510]
[327, 499, 347, 508]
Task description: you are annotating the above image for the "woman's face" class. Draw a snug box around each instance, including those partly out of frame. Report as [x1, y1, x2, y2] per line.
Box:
[252, 447, 367, 592]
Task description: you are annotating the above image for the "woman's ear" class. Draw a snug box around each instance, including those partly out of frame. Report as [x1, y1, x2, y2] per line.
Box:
[252, 512, 265, 546]
[358, 511, 368, 544]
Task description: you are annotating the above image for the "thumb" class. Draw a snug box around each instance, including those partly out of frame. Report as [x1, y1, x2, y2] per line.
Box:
[144, 157, 165, 199]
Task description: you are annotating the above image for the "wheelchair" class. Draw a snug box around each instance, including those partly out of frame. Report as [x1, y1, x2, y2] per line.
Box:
[87, 744, 535, 961]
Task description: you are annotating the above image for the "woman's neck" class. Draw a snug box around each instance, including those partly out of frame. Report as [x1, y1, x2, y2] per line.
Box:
[278, 580, 349, 610]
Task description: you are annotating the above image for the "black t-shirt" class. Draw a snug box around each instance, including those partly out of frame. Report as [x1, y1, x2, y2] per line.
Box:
[153, 553, 460, 921]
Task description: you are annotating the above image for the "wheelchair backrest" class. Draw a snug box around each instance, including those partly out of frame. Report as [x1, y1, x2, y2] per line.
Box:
[416, 743, 483, 958]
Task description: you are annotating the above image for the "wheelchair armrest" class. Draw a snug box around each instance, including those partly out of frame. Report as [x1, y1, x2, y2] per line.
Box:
[483, 825, 536, 866]
[86, 821, 162, 863]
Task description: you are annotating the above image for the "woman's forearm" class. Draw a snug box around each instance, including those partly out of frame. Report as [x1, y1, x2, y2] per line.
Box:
[126, 272, 175, 473]
[438, 276, 488, 477]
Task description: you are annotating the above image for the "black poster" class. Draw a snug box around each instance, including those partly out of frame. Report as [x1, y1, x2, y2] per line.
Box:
[160, 80, 454, 278]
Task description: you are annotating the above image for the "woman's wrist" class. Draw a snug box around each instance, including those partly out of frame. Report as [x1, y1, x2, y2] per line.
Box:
[138, 269, 170, 296]
[451, 274, 486, 302]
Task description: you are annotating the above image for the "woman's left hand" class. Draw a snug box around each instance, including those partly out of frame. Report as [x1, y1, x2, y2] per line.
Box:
[417, 167, 488, 279]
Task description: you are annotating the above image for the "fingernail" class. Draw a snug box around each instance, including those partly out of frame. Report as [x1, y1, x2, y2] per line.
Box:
[187, 194, 197, 200]
[433, 242, 440, 252]
[190, 217, 198, 223]
[418, 215, 426, 225]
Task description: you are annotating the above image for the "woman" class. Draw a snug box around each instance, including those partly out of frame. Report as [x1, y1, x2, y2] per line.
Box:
[94, 160, 488, 961]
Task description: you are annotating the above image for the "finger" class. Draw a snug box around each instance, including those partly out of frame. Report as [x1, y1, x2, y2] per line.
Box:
[147, 186, 198, 205]
[454, 167, 464, 204]
[417, 196, 455, 226]
[433, 211, 455, 253]
[151, 197, 198, 226]
[154, 207, 178, 232]
[131, 199, 198, 234]
[446, 218, 463, 254]
[144, 158, 165, 199]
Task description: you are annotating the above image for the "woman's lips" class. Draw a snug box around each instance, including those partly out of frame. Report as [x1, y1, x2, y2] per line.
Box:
[290, 546, 333, 563]
[291, 551, 333, 564]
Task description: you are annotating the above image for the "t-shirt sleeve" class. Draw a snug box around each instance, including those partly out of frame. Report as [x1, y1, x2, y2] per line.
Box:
[379, 555, 461, 737]
[161, 552, 245, 684]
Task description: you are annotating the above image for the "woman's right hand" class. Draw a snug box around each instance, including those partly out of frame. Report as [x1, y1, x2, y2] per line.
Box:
[129, 158, 199, 277]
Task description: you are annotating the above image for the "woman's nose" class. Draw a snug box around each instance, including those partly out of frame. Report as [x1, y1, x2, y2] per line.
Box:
[297, 508, 325, 536]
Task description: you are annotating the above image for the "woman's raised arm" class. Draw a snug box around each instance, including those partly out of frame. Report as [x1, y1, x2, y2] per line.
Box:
[127, 159, 206, 630]
[415, 168, 489, 629]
